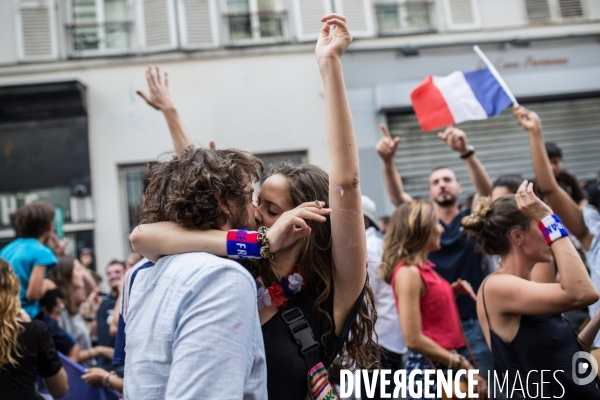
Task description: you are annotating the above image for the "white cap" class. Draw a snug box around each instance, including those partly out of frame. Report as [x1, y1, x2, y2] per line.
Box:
[361, 195, 380, 230]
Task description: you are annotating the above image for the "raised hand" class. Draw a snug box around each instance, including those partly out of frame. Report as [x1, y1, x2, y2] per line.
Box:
[315, 14, 352, 66]
[376, 124, 400, 163]
[136, 65, 175, 111]
[438, 127, 469, 155]
[515, 180, 553, 222]
[47, 232, 69, 256]
[266, 201, 332, 253]
[513, 105, 542, 132]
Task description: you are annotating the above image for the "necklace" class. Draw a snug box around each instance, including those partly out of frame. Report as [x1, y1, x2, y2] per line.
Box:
[256, 268, 305, 310]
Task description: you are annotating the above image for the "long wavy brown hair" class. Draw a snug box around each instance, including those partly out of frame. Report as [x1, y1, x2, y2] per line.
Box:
[141, 147, 263, 230]
[257, 162, 380, 371]
[48, 256, 80, 315]
[0, 258, 23, 369]
[381, 200, 439, 284]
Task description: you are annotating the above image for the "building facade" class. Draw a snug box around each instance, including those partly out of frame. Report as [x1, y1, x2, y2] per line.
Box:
[0, 0, 599, 278]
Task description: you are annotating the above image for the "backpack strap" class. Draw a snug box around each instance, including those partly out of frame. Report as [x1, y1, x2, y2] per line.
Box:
[282, 280, 367, 370]
[281, 307, 321, 369]
[325, 282, 366, 369]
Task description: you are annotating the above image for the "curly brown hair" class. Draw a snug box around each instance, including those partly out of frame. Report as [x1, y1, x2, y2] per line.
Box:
[0, 258, 22, 369]
[257, 162, 380, 371]
[141, 146, 264, 230]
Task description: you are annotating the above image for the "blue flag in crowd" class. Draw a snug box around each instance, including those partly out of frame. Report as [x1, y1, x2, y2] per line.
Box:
[37, 353, 120, 400]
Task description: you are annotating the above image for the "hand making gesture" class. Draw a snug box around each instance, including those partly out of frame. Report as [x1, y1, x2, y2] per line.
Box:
[438, 126, 470, 156]
[315, 14, 352, 66]
[376, 124, 400, 163]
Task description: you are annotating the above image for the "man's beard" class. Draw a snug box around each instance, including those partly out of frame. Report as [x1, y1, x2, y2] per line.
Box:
[434, 195, 457, 207]
[230, 206, 257, 231]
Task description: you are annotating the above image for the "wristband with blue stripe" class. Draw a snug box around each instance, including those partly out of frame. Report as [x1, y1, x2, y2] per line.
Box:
[538, 214, 569, 246]
[226, 230, 262, 259]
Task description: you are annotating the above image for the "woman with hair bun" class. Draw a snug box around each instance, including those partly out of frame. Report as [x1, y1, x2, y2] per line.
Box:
[463, 181, 600, 398]
[383, 199, 487, 399]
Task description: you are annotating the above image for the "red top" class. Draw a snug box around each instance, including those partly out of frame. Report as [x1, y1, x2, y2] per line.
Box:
[391, 260, 464, 350]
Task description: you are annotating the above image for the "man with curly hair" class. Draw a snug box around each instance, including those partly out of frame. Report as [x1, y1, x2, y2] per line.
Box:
[123, 147, 267, 399]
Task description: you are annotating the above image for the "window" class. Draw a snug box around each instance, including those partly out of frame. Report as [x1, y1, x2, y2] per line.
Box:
[223, 0, 288, 44]
[119, 164, 147, 240]
[524, 0, 585, 23]
[255, 150, 308, 184]
[67, 0, 133, 55]
[374, 1, 434, 35]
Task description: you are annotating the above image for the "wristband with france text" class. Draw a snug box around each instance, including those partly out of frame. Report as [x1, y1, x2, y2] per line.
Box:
[226, 230, 262, 259]
[538, 214, 569, 246]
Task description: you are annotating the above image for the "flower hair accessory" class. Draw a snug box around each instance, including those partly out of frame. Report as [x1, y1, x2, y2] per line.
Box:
[256, 268, 306, 310]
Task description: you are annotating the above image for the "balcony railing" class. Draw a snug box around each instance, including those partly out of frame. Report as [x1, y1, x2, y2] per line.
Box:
[222, 11, 288, 45]
[65, 21, 133, 57]
[374, 1, 434, 36]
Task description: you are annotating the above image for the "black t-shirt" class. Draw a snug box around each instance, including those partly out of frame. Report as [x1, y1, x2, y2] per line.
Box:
[0, 320, 63, 400]
[428, 207, 487, 320]
[35, 312, 76, 356]
[96, 293, 117, 367]
[556, 170, 586, 204]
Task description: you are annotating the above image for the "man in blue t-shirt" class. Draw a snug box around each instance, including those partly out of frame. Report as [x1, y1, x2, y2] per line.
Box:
[376, 125, 495, 380]
[0, 202, 57, 319]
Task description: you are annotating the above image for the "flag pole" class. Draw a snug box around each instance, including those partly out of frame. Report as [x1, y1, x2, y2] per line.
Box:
[473, 45, 518, 106]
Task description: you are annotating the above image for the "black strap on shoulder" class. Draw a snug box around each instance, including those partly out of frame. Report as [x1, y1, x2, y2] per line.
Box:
[281, 307, 321, 369]
[325, 282, 366, 369]
[282, 280, 368, 370]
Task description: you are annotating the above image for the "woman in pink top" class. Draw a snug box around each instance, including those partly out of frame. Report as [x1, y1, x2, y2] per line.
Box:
[382, 200, 487, 399]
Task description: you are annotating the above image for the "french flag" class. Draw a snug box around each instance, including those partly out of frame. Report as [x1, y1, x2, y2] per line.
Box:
[410, 68, 513, 132]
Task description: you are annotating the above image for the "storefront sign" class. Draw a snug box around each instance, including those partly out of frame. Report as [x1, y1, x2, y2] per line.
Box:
[476, 55, 569, 70]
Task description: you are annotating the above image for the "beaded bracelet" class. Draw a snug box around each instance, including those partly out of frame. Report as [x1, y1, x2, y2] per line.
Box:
[257, 226, 276, 259]
[538, 214, 569, 246]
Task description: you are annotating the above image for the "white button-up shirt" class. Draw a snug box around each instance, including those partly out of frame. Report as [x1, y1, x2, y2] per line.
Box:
[124, 252, 267, 399]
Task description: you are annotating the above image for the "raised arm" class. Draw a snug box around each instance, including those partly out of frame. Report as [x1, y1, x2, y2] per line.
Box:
[514, 105, 593, 249]
[136, 66, 193, 154]
[439, 127, 492, 203]
[376, 124, 412, 207]
[315, 15, 367, 321]
[486, 181, 598, 316]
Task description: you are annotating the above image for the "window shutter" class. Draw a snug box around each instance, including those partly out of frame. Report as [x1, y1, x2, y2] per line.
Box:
[135, 0, 178, 52]
[524, 0, 551, 21]
[442, 0, 481, 30]
[558, 0, 583, 18]
[292, 0, 333, 42]
[15, 0, 58, 61]
[177, 0, 219, 49]
[332, 0, 375, 39]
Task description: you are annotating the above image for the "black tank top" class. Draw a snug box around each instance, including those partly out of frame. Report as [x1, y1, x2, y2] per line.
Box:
[262, 285, 360, 400]
[482, 277, 600, 399]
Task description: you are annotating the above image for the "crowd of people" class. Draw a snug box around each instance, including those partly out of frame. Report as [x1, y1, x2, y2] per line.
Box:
[1, 12, 600, 400]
